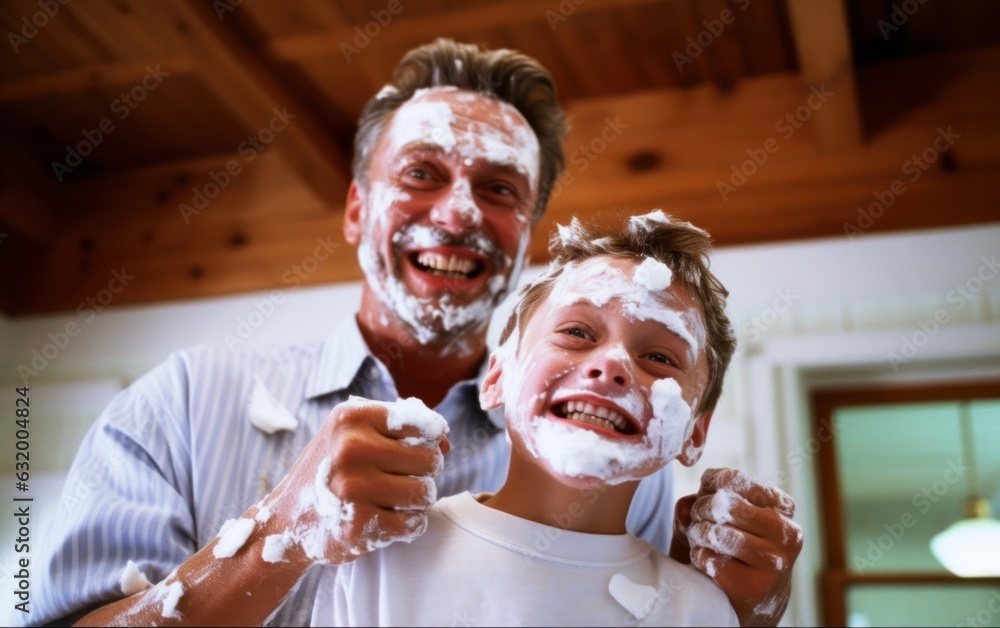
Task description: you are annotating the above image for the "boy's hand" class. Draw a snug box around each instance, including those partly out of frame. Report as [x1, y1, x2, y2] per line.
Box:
[669, 468, 803, 627]
[259, 397, 450, 567]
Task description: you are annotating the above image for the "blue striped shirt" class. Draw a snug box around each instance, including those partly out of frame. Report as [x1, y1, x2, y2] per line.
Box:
[34, 320, 673, 626]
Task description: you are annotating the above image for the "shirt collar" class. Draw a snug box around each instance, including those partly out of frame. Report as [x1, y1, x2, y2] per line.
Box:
[305, 317, 502, 432]
[305, 317, 372, 400]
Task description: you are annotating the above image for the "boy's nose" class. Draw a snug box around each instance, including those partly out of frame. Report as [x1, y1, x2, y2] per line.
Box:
[584, 350, 632, 388]
[429, 178, 483, 234]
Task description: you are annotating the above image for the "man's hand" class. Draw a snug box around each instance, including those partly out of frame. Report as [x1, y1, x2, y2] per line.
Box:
[259, 396, 450, 567]
[669, 468, 803, 627]
[74, 397, 450, 626]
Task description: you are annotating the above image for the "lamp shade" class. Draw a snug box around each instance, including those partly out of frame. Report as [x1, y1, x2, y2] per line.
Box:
[930, 509, 1000, 577]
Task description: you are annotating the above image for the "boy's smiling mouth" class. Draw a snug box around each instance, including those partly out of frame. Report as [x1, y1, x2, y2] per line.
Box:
[549, 396, 640, 437]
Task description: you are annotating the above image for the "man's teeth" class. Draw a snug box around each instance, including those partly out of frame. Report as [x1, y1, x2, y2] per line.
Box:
[561, 400, 629, 434]
[416, 252, 477, 277]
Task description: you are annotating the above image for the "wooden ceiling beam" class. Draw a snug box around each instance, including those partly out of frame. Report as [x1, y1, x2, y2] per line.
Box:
[9, 45, 997, 315]
[142, 0, 350, 206]
[267, 0, 674, 61]
[785, 0, 864, 150]
[0, 56, 195, 104]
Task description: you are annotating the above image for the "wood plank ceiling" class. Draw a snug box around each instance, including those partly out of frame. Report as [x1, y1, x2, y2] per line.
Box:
[0, 0, 998, 315]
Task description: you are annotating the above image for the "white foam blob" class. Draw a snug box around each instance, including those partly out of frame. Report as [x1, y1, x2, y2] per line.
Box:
[555, 218, 587, 248]
[381, 396, 449, 442]
[247, 379, 299, 434]
[297, 456, 356, 561]
[119, 560, 152, 596]
[262, 532, 292, 564]
[753, 589, 784, 618]
[635, 257, 673, 291]
[160, 581, 184, 619]
[254, 505, 272, 524]
[709, 489, 738, 525]
[213, 517, 255, 559]
[649, 378, 696, 462]
[704, 557, 718, 578]
[375, 84, 398, 100]
[627, 209, 672, 232]
[608, 573, 658, 620]
[389, 97, 457, 153]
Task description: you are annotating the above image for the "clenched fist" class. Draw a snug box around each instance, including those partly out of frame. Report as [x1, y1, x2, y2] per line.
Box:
[670, 468, 803, 627]
[256, 396, 450, 567]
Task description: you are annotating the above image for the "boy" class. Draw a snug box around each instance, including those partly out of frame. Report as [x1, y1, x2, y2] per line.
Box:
[311, 210, 739, 626]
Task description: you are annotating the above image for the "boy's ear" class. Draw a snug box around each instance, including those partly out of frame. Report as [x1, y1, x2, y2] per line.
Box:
[677, 411, 714, 467]
[479, 354, 505, 411]
[343, 181, 364, 246]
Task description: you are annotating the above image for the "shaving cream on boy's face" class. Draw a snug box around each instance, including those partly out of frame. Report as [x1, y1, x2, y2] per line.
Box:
[490, 256, 712, 486]
[355, 88, 539, 353]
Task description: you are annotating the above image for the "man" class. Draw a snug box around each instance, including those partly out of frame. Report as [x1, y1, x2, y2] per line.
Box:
[36, 39, 800, 627]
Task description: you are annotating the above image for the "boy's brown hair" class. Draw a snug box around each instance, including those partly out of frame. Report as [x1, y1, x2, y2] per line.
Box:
[499, 211, 736, 417]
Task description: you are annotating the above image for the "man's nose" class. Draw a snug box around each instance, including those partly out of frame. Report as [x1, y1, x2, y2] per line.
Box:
[429, 179, 483, 233]
[584, 348, 632, 388]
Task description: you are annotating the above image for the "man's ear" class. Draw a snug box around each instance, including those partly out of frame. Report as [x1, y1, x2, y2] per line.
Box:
[343, 181, 364, 246]
[479, 353, 505, 411]
[677, 411, 713, 467]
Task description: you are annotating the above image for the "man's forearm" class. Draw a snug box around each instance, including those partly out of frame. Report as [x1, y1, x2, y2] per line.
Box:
[73, 530, 309, 626]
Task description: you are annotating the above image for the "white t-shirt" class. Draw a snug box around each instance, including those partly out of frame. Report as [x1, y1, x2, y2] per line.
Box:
[311, 492, 737, 627]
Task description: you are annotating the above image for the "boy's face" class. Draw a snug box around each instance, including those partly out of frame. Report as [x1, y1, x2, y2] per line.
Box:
[482, 255, 714, 487]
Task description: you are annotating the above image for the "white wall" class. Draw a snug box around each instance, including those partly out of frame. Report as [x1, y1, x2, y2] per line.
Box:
[2, 223, 998, 624]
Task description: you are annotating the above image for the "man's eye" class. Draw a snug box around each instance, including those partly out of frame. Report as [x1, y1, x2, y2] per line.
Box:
[406, 167, 430, 179]
[489, 183, 514, 196]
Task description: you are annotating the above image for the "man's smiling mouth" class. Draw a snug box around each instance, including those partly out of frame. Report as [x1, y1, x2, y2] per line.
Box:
[553, 400, 635, 435]
[411, 251, 485, 280]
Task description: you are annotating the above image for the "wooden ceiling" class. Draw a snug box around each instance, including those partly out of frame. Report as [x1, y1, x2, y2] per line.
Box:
[1, 0, 998, 315]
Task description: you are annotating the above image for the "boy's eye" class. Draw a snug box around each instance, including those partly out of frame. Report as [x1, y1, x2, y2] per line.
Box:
[645, 352, 678, 368]
[560, 327, 593, 341]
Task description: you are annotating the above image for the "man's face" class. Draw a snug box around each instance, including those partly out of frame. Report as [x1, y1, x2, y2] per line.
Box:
[345, 87, 540, 354]
[482, 256, 714, 487]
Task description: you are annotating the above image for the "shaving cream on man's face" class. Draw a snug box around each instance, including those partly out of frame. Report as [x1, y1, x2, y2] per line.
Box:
[357, 88, 539, 355]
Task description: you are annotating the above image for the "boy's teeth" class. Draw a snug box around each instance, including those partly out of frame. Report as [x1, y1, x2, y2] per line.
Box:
[416, 252, 476, 277]
[561, 401, 629, 433]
